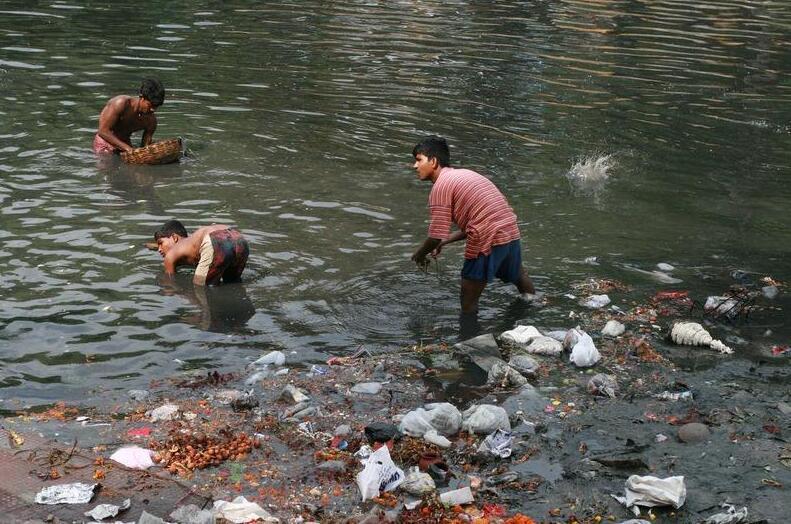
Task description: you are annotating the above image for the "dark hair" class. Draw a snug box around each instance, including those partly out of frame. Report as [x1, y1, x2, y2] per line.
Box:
[412, 136, 450, 167]
[154, 219, 187, 240]
[140, 77, 165, 107]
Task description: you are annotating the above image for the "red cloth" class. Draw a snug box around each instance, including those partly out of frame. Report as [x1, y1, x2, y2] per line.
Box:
[428, 167, 520, 259]
[93, 133, 115, 153]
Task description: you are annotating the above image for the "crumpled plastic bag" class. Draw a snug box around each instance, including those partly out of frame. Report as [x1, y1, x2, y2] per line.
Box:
[581, 294, 611, 308]
[423, 429, 451, 448]
[84, 499, 130, 520]
[500, 325, 542, 346]
[702, 503, 749, 524]
[398, 403, 461, 437]
[525, 336, 563, 356]
[462, 404, 510, 435]
[587, 374, 618, 398]
[400, 466, 436, 496]
[170, 503, 215, 524]
[569, 331, 600, 367]
[213, 495, 279, 523]
[477, 428, 513, 458]
[252, 350, 286, 367]
[149, 403, 180, 422]
[355, 444, 405, 501]
[612, 475, 686, 516]
[487, 361, 528, 388]
[35, 482, 97, 504]
[110, 446, 155, 469]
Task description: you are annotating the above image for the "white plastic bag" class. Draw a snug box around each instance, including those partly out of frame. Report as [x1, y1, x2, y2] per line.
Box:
[581, 294, 611, 308]
[462, 404, 510, 435]
[477, 429, 513, 458]
[355, 444, 405, 501]
[253, 350, 286, 367]
[500, 325, 542, 346]
[569, 332, 600, 367]
[702, 503, 748, 524]
[110, 446, 155, 470]
[399, 403, 461, 437]
[525, 336, 563, 356]
[400, 466, 436, 496]
[213, 495, 279, 523]
[612, 475, 686, 516]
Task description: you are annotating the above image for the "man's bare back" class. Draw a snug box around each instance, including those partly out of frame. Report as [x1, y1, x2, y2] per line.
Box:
[154, 220, 249, 286]
[160, 225, 230, 272]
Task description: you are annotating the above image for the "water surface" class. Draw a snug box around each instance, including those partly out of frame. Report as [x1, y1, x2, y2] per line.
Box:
[1, 0, 790, 408]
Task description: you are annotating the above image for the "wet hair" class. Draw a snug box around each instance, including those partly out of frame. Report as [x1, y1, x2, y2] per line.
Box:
[412, 136, 450, 167]
[140, 77, 165, 107]
[154, 219, 188, 240]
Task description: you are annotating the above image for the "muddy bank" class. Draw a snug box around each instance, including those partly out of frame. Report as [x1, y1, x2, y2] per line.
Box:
[1, 282, 789, 523]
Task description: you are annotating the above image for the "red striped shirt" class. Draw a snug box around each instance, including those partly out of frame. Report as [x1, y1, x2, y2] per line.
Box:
[428, 167, 521, 259]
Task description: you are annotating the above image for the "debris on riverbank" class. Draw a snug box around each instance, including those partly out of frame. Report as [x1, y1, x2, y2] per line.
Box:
[1, 278, 788, 523]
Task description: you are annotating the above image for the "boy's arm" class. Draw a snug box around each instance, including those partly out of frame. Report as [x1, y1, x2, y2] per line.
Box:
[431, 230, 466, 258]
[141, 116, 157, 147]
[162, 251, 178, 276]
[411, 237, 442, 267]
[97, 98, 134, 152]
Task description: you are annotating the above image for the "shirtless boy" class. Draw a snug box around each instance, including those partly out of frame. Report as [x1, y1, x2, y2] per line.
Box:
[154, 220, 250, 286]
[94, 78, 165, 154]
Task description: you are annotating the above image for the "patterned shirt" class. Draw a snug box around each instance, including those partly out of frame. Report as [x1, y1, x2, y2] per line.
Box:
[428, 167, 520, 259]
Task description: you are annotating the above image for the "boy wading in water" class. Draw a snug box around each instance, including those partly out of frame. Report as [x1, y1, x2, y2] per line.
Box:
[94, 78, 165, 154]
[410, 136, 536, 314]
[154, 220, 250, 286]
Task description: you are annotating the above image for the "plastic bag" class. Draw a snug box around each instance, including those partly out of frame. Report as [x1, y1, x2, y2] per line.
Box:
[525, 336, 563, 356]
[400, 466, 436, 496]
[355, 444, 405, 501]
[462, 404, 510, 435]
[213, 495, 279, 523]
[110, 446, 155, 470]
[702, 503, 748, 524]
[612, 475, 686, 516]
[587, 374, 617, 398]
[581, 294, 611, 308]
[487, 362, 528, 388]
[569, 331, 600, 367]
[477, 429, 513, 458]
[253, 350, 286, 367]
[500, 325, 542, 346]
[399, 403, 461, 437]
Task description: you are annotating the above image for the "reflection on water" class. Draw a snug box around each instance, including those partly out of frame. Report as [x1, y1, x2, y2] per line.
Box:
[0, 0, 790, 407]
[157, 275, 256, 334]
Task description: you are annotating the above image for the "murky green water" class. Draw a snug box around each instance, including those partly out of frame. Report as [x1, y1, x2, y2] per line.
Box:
[1, 1, 790, 408]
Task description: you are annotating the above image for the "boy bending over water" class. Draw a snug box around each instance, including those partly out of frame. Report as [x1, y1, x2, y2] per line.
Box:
[94, 78, 165, 154]
[154, 220, 249, 286]
[410, 136, 536, 314]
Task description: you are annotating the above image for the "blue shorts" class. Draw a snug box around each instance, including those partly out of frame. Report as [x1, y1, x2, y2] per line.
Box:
[461, 239, 522, 283]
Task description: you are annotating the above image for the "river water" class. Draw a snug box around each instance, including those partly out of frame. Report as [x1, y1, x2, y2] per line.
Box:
[1, 1, 790, 409]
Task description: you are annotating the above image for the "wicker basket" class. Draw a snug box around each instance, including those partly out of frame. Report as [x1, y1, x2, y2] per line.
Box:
[121, 138, 182, 165]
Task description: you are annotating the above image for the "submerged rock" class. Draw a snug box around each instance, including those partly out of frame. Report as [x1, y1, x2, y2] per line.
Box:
[454, 333, 504, 373]
[678, 422, 710, 443]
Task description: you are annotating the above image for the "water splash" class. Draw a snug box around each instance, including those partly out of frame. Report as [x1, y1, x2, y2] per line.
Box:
[565, 154, 616, 193]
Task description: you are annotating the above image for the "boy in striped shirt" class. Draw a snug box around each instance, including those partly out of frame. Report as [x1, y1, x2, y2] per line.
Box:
[410, 136, 536, 314]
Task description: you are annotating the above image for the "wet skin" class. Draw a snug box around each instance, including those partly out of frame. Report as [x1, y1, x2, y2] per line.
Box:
[97, 95, 158, 152]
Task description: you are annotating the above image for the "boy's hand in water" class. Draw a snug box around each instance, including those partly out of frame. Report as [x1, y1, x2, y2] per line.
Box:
[430, 243, 443, 258]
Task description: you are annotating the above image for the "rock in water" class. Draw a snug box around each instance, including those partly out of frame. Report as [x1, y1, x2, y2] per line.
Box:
[678, 423, 710, 443]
